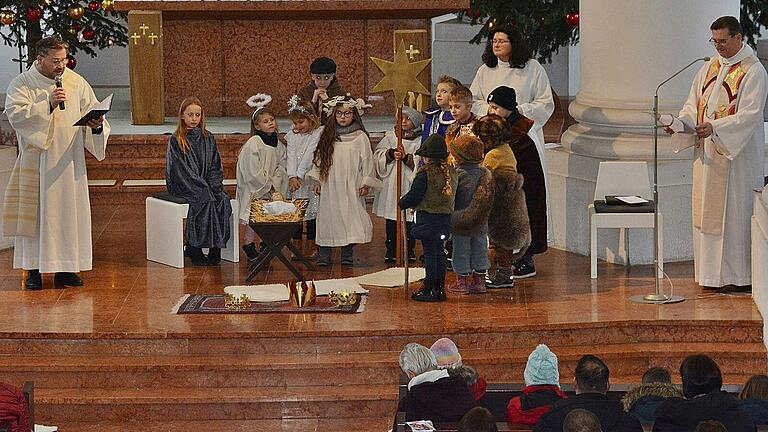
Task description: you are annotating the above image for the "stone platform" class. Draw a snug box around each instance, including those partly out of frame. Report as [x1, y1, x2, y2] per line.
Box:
[0, 203, 763, 431]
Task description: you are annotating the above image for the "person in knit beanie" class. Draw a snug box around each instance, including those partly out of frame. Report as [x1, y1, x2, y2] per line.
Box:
[447, 135, 493, 295]
[431, 337, 488, 401]
[507, 344, 567, 424]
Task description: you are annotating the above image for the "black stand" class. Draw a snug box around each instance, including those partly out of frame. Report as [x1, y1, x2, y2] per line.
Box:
[246, 222, 315, 282]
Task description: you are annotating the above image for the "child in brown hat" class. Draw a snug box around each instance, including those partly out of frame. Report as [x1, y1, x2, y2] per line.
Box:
[447, 134, 494, 294]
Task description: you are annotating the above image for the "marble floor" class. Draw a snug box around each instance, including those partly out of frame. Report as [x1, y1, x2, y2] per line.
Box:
[0, 203, 759, 337]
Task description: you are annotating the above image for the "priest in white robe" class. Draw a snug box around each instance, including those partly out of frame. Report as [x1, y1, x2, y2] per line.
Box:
[3, 37, 109, 290]
[670, 16, 767, 289]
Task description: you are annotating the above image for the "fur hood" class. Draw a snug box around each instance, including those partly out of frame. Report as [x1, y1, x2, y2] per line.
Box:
[488, 170, 531, 257]
[451, 167, 494, 236]
[621, 383, 683, 412]
[447, 365, 480, 386]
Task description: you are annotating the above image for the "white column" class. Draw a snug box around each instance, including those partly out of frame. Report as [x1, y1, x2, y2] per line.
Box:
[549, 0, 739, 263]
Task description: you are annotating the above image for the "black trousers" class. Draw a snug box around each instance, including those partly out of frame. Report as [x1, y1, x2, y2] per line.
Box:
[385, 219, 415, 250]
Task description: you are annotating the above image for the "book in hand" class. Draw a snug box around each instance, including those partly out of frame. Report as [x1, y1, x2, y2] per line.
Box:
[605, 195, 649, 205]
[73, 93, 113, 126]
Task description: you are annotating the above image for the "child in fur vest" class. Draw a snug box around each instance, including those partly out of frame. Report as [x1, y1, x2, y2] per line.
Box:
[447, 135, 494, 295]
[399, 134, 457, 302]
[473, 115, 532, 289]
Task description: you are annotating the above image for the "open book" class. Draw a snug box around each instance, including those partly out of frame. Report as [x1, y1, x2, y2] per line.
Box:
[74, 93, 113, 126]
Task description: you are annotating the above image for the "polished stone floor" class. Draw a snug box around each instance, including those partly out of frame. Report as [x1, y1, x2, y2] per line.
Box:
[0, 203, 759, 337]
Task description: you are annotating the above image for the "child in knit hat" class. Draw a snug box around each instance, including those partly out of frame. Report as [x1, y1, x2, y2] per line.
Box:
[399, 135, 458, 302]
[507, 344, 567, 424]
[447, 135, 494, 294]
[430, 337, 488, 401]
[372, 106, 423, 263]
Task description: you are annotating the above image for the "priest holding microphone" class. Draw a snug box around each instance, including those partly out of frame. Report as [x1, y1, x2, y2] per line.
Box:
[3, 36, 109, 290]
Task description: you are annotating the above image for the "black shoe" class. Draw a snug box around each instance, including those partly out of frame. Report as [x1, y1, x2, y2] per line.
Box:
[408, 249, 416, 263]
[54, 272, 83, 287]
[341, 245, 354, 266]
[242, 243, 258, 262]
[187, 246, 212, 266]
[717, 284, 752, 294]
[24, 269, 42, 290]
[486, 267, 515, 289]
[513, 260, 536, 279]
[316, 247, 331, 267]
[411, 282, 436, 302]
[207, 248, 221, 265]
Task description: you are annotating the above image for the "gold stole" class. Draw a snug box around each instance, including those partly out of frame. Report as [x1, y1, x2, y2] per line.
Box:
[692, 60, 748, 235]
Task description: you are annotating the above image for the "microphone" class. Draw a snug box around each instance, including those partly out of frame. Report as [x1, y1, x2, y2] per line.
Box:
[655, 57, 710, 96]
[54, 74, 64, 110]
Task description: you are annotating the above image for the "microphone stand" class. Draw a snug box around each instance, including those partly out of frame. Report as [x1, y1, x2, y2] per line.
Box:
[630, 57, 708, 305]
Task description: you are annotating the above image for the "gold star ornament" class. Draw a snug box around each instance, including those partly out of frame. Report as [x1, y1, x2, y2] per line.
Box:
[370, 39, 432, 108]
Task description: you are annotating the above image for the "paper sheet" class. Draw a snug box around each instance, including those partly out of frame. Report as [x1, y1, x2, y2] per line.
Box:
[616, 195, 649, 204]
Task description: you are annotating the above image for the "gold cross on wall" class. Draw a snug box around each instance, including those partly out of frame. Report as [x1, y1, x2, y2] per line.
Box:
[148, 33, 159, 45]
[130, 33, 141, 45]
[139, 23, 150, 35]
[405, 44, 420, 59]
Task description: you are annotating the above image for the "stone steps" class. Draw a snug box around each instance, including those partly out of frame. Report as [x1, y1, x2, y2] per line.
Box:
[1, 342, 761, 390]
[56, 418, 393, 432]
[33, 385, 397, 423]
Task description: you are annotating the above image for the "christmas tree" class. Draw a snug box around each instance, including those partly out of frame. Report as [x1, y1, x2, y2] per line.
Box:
[0, 0, 127, 71]
[463, 0, 768, 64]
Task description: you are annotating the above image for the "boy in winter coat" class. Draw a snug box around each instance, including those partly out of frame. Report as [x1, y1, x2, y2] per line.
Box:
[473, 115, 531, 289]
[507, 344, 567, 424]
[446, 135, 493, 294]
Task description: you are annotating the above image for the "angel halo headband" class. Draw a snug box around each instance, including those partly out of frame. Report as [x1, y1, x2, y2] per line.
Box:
[322, 95, 373, 116]
[246, 93, 272, 121]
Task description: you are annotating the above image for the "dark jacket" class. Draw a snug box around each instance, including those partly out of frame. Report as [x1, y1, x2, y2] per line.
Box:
[296, 79, 347, 120]
[653, 391, 757, 432]
[507, 384, 568, 425]
[447, 365, 488, 401]
[400, 162, 457, 240]
[397, 373, 477, 423]
[534, 393, 643, 432]
[738, 398, 768, 425]
[507, 115, 548, 255]
[621, 383, 683, 425]
[451, 164, 493, 237]
[422, 106, 455, 142]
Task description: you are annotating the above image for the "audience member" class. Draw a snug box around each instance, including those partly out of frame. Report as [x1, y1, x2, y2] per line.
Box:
[430, 337, 488, 400]
[397, 343, 477, 422]
[738, 374, 768, 425]
[534, 355, 642, 432]
[458, 407, 499, 432]
[563, 409, 602, 432]
[653, 354, 756, 432]
[507, 344, 567, 424]
[621, 367, 683, 424]
[695, 420, 729, 432]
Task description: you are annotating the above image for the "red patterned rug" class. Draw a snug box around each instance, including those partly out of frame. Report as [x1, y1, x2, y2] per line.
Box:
[172, 294, 366, 314]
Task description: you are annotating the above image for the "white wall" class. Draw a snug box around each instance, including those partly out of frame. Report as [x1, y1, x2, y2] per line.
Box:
[0, 24, 129, 93]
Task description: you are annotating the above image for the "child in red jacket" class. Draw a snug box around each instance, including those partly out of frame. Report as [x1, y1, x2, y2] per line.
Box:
[507, 344, 567, 424]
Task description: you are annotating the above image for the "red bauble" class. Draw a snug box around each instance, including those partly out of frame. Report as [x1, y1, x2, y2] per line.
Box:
[465, 7, 481, 19]
[565, 12, 579, 27]
[82, 27, 95, 40]
[66, 54, 76, 69]
[87, 1, 99, 11]
[26, 6, 43, 22]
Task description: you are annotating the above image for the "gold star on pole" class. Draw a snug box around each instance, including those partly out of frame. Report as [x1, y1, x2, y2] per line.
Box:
[370, 39, 432, 108]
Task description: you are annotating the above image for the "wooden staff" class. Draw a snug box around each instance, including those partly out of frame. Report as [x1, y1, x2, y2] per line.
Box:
[395, 106, 404, 267]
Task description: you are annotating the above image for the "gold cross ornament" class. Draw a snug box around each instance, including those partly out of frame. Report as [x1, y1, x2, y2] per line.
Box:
[370, 39, 431, 108]
[405, 44, 420, 59]
[130, 33, 141, 45]
[139, 23, 150, 35]
[148, 33, 159, 45]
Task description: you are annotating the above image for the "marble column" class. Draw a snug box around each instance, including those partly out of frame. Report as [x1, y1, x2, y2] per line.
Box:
[549, 0, 739, 264]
